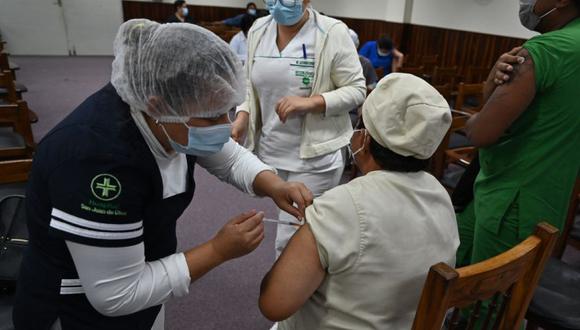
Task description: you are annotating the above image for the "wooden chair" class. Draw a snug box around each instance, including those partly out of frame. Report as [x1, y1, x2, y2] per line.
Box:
[0, 70, 38, 123]
[434, 83, 453, 104]
[420, 54, 439, 72]
[412, 223, 559, 330]
[467, 66, 490, 84]
[430, 109, 471, 180]
[0, 101, 35, 160]
[0, 71, 18, 104]
[432, 66, 458, 87]
[455, 82, 485, 114]
[0, 159, 32, 201]
[0, 53, 19, 83]
[0, 159, 32, 185]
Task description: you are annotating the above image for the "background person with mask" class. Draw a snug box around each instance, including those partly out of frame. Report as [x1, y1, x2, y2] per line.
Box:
[231, 0, 366, 257]
[259, 74, 458, 330]
[456, 0, 580, 325]
[223, 2, 259, 27]
[166, 0, 196, 24]
[358, 35, 404, 76]
[13, 19, 312, 330]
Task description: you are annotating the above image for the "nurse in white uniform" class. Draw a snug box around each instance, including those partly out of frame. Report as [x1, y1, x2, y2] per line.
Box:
[232, 0, 366, 256]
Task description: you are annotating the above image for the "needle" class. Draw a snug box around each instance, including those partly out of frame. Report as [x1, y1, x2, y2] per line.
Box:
[263, 218, 303, 227]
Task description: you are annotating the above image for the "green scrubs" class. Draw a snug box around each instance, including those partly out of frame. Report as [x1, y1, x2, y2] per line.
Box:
[460, 18, 580, 266]
[456, 19, 580, 329]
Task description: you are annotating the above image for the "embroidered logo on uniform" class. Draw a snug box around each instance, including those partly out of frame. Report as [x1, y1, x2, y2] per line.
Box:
[90, 174, 122, 202]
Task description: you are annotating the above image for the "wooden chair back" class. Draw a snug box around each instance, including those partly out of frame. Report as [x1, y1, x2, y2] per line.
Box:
[0, 159, 32, 184]
[0, 101, 35, 159]
[0, 70, 18, 103]
[467, 66, 490, 84]
[432, 66, 458, 87]
[430, 109, 471, 179]
[434, 83, 453, 104]
[456, 82, 485, 113]
[412, 223, 559, 330]
[0, 53, 9, 72]
[400, 66, 425, 77]
[420, 54, 439, 71]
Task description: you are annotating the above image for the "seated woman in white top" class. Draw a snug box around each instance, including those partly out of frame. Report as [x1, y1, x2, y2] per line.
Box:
[259, 73, 460, 330]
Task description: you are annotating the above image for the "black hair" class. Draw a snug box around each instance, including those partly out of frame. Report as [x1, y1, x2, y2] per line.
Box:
[246, 2, 257, 9]
[377, 35, 394, 51]
[241, 14, 257, 34]
[174, 0, 186, 11]
[355, 117, 429, 173]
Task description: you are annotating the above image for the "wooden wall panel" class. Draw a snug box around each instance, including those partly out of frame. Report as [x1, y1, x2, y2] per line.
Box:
[401, 25, 526, 77]
[122, 1, 527, 80]
[122, 1, 245, 24]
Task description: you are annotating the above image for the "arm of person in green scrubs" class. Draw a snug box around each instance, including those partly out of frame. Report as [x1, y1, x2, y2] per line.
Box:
[259, 224, 325, 321]
[466, 48, 537, 147]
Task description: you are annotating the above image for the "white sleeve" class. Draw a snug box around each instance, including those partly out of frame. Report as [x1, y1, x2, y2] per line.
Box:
[66, 241, 190, 317]
[197, 138, 275, 196]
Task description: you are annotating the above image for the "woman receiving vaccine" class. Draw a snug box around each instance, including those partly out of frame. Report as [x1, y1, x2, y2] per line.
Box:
[232, 0, 366, 256]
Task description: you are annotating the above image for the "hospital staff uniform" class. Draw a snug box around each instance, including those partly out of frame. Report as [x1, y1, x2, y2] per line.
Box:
[238, 9, 366, 256]
[13, 84, 272, 330]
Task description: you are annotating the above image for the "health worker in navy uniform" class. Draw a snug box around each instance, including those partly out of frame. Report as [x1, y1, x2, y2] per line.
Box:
[13, 19, 313, 330]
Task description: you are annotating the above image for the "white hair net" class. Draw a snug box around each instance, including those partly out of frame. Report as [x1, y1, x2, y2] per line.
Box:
[111, 19, 246, 122]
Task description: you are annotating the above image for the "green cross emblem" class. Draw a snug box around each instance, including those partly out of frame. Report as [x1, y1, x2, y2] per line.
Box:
[302, 76, 311, 86]
[91, 174, 122, 201]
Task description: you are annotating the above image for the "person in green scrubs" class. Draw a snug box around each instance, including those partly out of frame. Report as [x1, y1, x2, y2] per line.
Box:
[457, 0, 580, 269]
[454, 0, 580, 327]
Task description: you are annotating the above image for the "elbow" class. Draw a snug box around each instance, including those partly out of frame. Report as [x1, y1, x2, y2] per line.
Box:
[465, 116, 499, 148]
[85, 287, 139, 317]
[259, 294, 293, 322]
[466, 129, 498, 148]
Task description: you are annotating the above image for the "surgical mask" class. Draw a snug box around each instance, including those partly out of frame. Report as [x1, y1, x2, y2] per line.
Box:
[347, 129, 366, 165]
[377, 48, 391, 57]
[248, 8, 257, 16]
[160, 122, 232, 157]
[269, 1, 304, 26]
[519, 0, 557, 31]
[182, 7, 189, 17]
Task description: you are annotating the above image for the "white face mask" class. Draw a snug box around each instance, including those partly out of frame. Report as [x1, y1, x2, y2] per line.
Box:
[348, 129, 366, 166]
[519, 0, 557, 31]
[377, 49, 391, 57]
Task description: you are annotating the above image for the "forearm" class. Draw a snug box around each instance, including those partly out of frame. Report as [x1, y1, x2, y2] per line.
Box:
[308, 95, 326, 114]
[184, 240, 226, 282]
[253, 170, 285, 198]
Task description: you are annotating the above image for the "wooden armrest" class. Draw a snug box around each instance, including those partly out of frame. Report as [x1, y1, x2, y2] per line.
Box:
[0, 158, 33, 184]
[446, 147, 476, 167]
